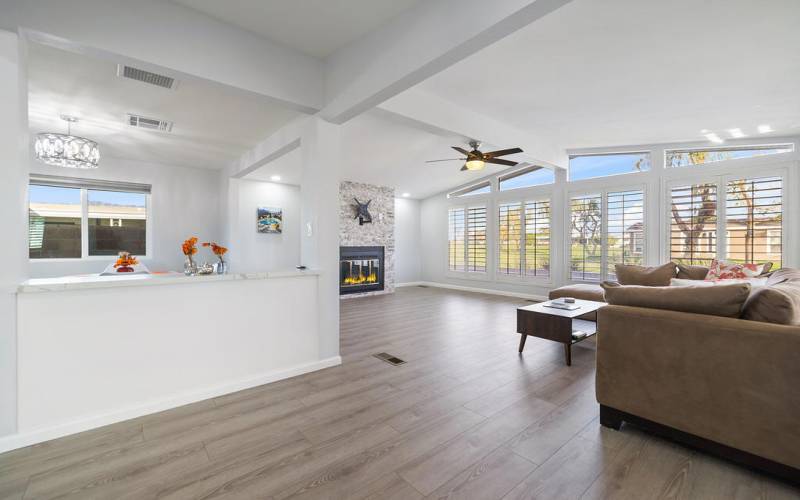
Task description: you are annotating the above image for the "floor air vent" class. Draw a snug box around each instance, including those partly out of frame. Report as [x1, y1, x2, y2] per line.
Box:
[373, 352, 406, 366]
[118, 65, 178, 89]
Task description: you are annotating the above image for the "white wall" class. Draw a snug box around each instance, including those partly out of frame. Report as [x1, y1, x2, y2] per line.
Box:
[394, 197, 422, 284]
[28, 157, 222, 278]
[0, 29, 28, 437]
[230, 179, 301, 272]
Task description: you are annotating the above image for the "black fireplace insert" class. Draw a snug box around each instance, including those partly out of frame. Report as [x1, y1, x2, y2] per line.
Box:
[340, 246, 384, 295]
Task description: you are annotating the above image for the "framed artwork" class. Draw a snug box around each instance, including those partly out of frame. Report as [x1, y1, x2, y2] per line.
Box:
[257, 206, 282, 233]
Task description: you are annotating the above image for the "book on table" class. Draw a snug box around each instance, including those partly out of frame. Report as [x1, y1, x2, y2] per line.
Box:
[543, 299, 581, 311]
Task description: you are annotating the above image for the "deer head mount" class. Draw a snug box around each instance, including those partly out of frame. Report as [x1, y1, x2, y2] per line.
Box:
[353, 198, 372, 225]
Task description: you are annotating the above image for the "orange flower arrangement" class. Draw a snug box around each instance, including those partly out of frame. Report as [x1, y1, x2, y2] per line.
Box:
[181, 237, 198, 256]
[202, 242, 228, 261]
[113, 251, 139, 273]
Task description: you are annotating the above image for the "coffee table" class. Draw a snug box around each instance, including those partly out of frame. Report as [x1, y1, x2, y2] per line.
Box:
[516, 299, 606, 366]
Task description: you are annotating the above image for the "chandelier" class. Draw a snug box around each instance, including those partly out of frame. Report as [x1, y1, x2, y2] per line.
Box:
[34, 115, 100, 169]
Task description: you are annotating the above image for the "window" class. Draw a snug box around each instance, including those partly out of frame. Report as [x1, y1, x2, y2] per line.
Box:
[466, 206, 487, 272]
[29, 175, 150, 260]
[666, 144, 794, 168]
[725, 176, 782, 267]
[524, 200, 550, 277]
[448, 208, 465, 271]
[497, 200, 551, 277]
[448, 205, 486, 273]
[569, 152, 650, 181]
[570, 194, 602, 281]
[498, 166, 554, 191]
[607, 190, 645, 280]
[570, 189, 645, 281]
[669, 183, 718, 266]
[28, 185, 82, 259]
[448, 181, 491, 198]
[498, 202, 522, 275]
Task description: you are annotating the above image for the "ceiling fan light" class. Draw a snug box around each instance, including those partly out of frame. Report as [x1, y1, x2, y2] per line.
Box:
[464, 159, 485, 171]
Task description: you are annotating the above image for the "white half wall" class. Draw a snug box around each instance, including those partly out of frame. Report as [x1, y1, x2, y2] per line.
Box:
[28, 157, 223, 278]
[230, 179, 301, 272]
[394, 197, 422, 284]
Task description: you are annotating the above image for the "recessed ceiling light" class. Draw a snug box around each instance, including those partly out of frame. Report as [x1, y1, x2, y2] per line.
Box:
[728, 128, 745, 138]
[758, 124, 773, 134]
[704, 133, 724, 144]
[402, 192, 410, 197]
[270, 175, 281, 181]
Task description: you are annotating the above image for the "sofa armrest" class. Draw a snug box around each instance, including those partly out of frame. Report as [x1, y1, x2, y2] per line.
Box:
[596, 305, 800, 469]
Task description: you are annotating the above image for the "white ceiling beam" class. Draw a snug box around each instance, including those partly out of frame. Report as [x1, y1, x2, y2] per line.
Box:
[0, 0, 323, 113]
[227, 116, 309, 179]
[320, 0, 574, 124]
[378, 88, 566, 168]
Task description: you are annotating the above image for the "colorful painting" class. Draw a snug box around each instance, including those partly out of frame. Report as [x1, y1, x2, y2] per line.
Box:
[257, 207, 282, 233]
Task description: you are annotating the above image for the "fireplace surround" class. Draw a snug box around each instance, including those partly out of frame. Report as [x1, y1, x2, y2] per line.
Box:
[340, 246, 384, 295]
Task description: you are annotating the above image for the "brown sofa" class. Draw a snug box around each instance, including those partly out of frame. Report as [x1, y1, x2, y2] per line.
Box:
[548, 267, 800, 484]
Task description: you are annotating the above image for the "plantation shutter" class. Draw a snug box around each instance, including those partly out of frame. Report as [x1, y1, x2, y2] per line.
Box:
[669, 183, 718, 266]
[570, 194, 603, 281]
[524, 200, 550, 277]
[498, 202, 522, 275]
[725, 176, 782, 267]
[466, 206, 487, 272]
[607, 189, 645, 280]
[448, 208, 465, 271]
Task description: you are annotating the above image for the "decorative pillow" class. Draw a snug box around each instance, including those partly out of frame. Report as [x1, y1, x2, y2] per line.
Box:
[614, 262, 676, 286]
[671, 277, 768, 288]
[602, 281, 751, 318]
[676, 264, 709, 280]
[742, 280, 800, 325]
[705, 260, 766, 281]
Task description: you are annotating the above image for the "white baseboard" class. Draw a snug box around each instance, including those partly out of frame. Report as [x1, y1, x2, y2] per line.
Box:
[0, 355, 341, 454]
[417, 281, 548, 302]
[396, 281, 424, 288]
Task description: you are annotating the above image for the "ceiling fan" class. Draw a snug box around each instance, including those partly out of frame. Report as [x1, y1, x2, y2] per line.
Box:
[426, 140, 523, 171]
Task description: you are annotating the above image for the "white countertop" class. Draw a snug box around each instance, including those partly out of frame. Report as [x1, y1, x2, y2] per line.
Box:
[18, 269, 321, 293]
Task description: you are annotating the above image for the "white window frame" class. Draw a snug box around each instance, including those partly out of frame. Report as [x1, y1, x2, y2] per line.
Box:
[495, 194, 552, 283]
[662, 166, 788, 266]
[28, 178, 153, 262]
[566, 182, 647, 283]
[446, 203, 489, 278]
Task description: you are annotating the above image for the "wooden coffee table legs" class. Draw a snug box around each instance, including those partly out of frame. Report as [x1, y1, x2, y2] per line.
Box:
[518, 334, 527, 353]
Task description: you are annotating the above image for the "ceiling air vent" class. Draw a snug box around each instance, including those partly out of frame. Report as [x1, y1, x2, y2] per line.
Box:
[117, 64, 178, 90]
[127, 114, 174, 132]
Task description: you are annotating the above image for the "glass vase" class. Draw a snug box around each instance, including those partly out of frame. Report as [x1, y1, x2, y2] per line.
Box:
[184, 256, 198, 276]
[215, 260, 228, 275]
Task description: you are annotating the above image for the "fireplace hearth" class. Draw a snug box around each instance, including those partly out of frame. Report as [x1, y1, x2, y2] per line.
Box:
[340, 246, 384, 295]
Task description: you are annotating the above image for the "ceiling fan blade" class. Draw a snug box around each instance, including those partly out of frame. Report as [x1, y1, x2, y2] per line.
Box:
[460, 165, 468, 171]
[485, 158, 518, 166]
[484, 147, 523, 158]
[425, 158, 466, 163]
[452, 146, 470, 155]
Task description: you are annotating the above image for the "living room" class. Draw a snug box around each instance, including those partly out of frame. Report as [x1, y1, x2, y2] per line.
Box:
[1, 0, 799, 498]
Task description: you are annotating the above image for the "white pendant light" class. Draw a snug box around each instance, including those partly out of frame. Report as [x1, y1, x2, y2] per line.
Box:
[34, 115, 100, 169]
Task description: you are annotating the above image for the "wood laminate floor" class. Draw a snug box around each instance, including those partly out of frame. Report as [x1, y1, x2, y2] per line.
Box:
[1, 287, 798, 499]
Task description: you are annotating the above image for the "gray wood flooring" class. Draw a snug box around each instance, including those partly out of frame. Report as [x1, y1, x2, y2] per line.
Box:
[1, 286, 798, 499]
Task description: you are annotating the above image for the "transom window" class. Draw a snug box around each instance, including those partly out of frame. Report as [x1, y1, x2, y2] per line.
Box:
[569, 152, 650, 181]
[498, 166, 554, 191]
[665, 145, 794, 168]
[29, 175, 150, 260]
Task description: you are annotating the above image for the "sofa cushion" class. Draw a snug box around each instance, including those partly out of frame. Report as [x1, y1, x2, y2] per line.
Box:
[743, 280, 800, 325]
[549, 283, 605, 302]
[615, 262, 677, 286]
[676, 264, 709, 280]
[601, 281, 751, 318]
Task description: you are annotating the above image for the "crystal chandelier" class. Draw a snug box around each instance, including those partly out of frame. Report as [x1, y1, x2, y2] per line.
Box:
[34, 115, 100, 169]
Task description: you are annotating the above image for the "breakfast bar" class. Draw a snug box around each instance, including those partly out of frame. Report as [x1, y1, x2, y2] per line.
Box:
[14, 270, 336, 446]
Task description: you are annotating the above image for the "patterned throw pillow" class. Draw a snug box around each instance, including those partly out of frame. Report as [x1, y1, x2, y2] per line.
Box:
[705, 259, 765, 281]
